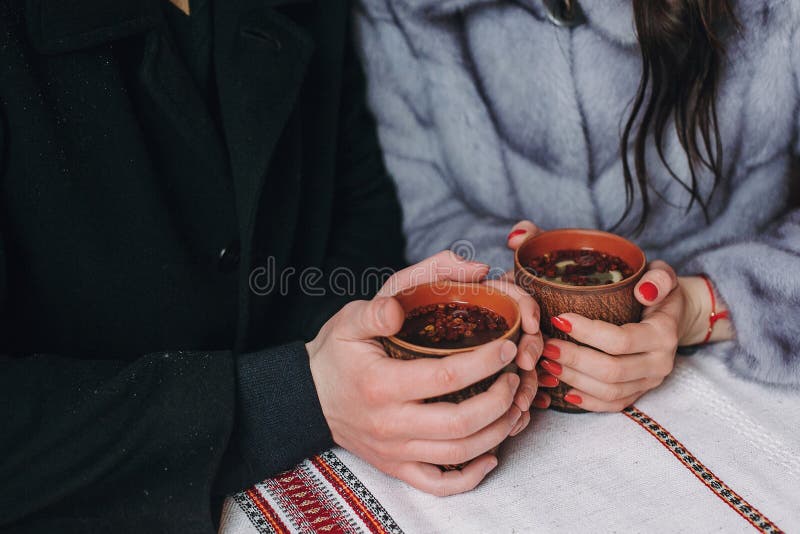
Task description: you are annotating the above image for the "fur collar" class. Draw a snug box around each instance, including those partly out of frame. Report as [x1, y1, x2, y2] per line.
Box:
[405, 0, 791, 48]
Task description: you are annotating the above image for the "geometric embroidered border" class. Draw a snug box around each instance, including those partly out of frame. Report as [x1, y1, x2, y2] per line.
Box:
[623, 406, 784, 534]
[233, 450, 403, 534]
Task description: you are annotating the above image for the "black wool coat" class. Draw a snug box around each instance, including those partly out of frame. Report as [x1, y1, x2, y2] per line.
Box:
[0, 0, 405, 532]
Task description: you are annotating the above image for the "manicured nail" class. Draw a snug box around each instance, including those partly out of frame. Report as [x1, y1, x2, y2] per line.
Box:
[550, 317, 572, 334]
[564, 393, 583, 405]
[500, 341, 517, 363]
[507, 229, 527, 241]
[639, 281, 659, 302]
[539, 373, 559, 388]
[550, 316, 572, 333]
[484, 457, 499, 475]
[540, 359, 562, 376]
[533, 392, 549, 409]
[542, 343, 561, 360]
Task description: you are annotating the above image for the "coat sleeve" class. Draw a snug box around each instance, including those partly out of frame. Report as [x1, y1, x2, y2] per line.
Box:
[353, 4, 515, 272]
[0, 124, 327, 528]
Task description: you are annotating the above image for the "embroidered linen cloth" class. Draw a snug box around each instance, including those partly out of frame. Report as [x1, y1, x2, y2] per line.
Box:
[220, 348, 800, 533]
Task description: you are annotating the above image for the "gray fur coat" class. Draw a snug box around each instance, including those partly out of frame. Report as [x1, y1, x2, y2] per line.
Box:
[354, 0, 800, 385]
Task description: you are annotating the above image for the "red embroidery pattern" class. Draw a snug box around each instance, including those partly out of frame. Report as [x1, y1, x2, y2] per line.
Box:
[624, 406, 784, 534]
[233, 451, 402, 534]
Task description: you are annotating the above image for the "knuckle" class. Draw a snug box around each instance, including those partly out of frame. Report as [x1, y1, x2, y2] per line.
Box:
[444, 442, 469, 464]
[360, 374, 387, 404]
[372, 415, 396, 440]
[600, 383, 624, 402]
[434, 364, 458, 392]
[600, 360, 625, 383]
[607, 335, 631, 356]
[447, 411, 470, 437]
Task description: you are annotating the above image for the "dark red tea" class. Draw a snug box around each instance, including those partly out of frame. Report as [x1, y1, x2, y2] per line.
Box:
[398, 303, 509, 349]
[526, 249, 634, 286]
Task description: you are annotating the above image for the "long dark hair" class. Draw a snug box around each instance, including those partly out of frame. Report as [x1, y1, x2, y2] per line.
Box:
[616, 0, 738, 234]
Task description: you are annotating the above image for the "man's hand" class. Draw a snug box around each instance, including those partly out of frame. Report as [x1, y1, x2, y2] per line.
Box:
[307, 252, 525, 496]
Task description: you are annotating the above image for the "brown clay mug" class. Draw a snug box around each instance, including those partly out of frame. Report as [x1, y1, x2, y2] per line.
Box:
[382, 281, 521, 469]
[514, 229, 647, 413]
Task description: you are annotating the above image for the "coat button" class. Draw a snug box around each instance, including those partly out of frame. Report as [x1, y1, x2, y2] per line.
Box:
[218, 239, 241, 273]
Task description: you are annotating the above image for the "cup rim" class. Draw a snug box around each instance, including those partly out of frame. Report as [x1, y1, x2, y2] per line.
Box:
[384, 281, 522, 356]
[514, 228, 647, 292]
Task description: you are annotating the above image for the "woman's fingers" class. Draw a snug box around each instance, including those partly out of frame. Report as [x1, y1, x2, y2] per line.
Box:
[634, 260, 678, 306]
[541, 338, 654, 382]
[403, 406, 521, 465]
[552, 313, 663, 356]
[537, 359, 663, 404]
[506, 220, 542, 251]
[559, 388, 646, 413]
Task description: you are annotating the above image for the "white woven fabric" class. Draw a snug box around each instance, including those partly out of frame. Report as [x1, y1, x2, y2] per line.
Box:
[221, 350, 800, 533]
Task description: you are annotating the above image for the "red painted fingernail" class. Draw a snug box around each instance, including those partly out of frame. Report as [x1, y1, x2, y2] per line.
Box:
[639, 281, 659, 302]
[540, 359, 562, 376]
[550, 316, 572, 333]
[533, 392, 549, 409]
[539, 373, 559, 388]
[564, 394, 583, 405]
[507, 229, 526, 241]
[542, 343, 561, 359]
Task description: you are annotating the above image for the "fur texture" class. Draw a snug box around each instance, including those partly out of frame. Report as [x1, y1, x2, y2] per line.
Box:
[355, 0, 800, 386]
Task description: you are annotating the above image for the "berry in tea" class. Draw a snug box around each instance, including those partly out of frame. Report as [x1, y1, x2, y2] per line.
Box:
[398, 303, 509, 349]
[526, 249, 634, 286]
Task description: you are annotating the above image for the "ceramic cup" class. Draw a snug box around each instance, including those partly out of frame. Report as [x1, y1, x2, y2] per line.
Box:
[382, 281, 521, 469]
[514, 229, 647, 413]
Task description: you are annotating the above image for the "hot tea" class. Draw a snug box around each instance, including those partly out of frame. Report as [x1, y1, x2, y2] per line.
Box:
[526, 249, 634, 286]
[397, 302, 509, 349]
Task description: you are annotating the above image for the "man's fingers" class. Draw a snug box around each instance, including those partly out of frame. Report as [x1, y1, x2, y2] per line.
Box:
[483, 279, 540, 337]
[377, 250, 489, 297]
[377, 339, 519, 401]
[403, 406, 521, 465]
[506, 220, 542, 251]
[393, 454, 498, 497]
[337, 297, 406, 340]
[390, 372, 520, 439]
[513, 367, 538, 413]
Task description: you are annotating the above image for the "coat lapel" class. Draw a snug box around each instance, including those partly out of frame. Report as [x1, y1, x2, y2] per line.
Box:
[213, 0, 314, 237]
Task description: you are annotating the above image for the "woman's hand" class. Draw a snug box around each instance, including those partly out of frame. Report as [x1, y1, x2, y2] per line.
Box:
[505, 220, 732, 411]
[534, 261, 682, 411]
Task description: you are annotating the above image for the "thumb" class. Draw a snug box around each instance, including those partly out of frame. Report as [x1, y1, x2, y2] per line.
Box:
[340, 296, 405, 340]
[506, 220, 542, 251]
[634, 260, 678, 307]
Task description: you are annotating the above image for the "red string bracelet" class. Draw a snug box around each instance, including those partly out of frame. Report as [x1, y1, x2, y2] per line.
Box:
[699, 274, 729, 344]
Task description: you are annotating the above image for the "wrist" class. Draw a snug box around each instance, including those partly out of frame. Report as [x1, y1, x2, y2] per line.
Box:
[677, 276, 711, 346]
[677, 275, 734, 346]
